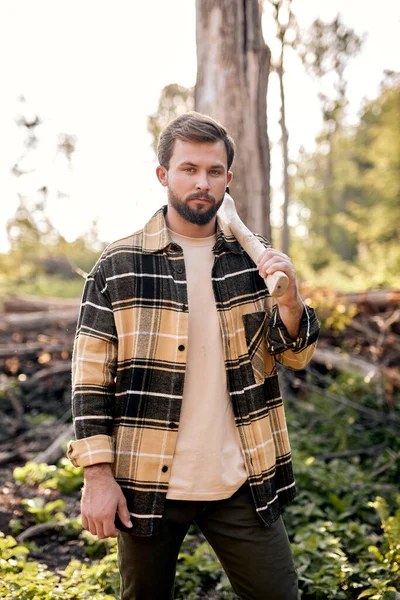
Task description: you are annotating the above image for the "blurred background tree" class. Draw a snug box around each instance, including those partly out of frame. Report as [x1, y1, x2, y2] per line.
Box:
[147, 83, 194, 156]
[0, 99, 105, 297]
[268, 0, 296, 255]
[291, 72, 400, 289]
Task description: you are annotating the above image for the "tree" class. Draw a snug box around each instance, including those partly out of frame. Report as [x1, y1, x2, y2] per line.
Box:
[195, 0, 272, 239]
[147, 83, 194, 156]
[295, 16, 363, 256]
[2, 98, 102, 286]
[291, 74, 400, 288]
[269, 0, 296, 254]
[347, 74, 400, 285]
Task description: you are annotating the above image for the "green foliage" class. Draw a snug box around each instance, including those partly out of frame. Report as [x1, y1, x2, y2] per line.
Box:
[2, 373, 399, 598]
[0, 198, 104, 300]
[281, 369, 399, 599]
[21, 498, 66, 525]
[292, 74, 400, 290]
[79, 530, 117, 559]
[14, 459, 83, 494]
[0, 531, 118, 599]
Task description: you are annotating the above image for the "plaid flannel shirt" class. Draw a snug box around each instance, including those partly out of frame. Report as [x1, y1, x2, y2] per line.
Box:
[68, 205, 319, 536]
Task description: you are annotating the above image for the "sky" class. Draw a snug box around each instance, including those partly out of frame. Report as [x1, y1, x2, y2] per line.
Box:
[0, 0, 399, 252]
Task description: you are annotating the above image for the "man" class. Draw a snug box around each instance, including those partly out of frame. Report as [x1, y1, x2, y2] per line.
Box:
[68, 112, 319, 600]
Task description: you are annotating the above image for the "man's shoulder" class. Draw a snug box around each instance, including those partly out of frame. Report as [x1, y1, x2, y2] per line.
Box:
[102, 205, 166, 257]
[105, 228, 145, 254]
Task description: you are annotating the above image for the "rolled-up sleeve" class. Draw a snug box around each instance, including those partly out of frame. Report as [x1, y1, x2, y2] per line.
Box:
[68, 257, 118, 466]
[67, 434, 114, 467]
[267, 303, 319, 370]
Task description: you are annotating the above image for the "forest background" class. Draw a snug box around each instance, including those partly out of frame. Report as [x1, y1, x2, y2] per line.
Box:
[0, 1, 399, 599]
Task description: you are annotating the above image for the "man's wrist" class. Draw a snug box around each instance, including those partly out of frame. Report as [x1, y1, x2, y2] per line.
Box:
[277, 292, 303, 313]
[84, 463, 114, 481]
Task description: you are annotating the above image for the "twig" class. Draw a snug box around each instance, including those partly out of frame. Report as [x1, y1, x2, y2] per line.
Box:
[17, 521, 67, 542]
[314, 442, 387, 461]
[307, 370, 400, 426]
[371, 453, 400, 478]
[0, 449, 21, 466]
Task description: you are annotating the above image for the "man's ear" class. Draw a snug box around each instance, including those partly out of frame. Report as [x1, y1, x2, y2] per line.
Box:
[156, 165, 168, 186]
[227, 171, 233, 185]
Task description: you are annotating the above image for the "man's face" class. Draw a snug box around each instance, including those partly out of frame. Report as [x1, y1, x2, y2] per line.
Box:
[158, 139, 232, 226]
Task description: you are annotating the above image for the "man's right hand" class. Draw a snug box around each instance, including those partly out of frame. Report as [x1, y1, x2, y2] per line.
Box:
[81, 463, 133, 538]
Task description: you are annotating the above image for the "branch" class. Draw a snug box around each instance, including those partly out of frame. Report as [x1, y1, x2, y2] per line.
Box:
[371, 453, 400, 478]
[17, 521, 67, 542]
[314, 442, 387, 462]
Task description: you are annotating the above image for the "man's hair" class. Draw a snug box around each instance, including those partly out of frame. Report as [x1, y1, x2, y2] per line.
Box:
[157, 111, 235, 171]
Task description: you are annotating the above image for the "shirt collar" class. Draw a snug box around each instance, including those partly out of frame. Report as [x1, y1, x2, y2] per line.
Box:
[142, 205, 243, 255]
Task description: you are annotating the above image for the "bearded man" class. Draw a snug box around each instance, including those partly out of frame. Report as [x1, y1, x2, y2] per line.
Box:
[68, 111, 319, 600]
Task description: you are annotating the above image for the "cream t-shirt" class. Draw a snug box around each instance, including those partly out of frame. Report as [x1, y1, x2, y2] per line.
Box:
[166, 229, 247, 500]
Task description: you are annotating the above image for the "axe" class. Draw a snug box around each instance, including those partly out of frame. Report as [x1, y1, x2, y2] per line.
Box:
[218, 192, 289, 297]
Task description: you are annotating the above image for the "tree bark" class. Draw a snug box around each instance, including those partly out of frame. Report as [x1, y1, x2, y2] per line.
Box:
[195, 0, 272, 239]
[278, 57, 290, 255]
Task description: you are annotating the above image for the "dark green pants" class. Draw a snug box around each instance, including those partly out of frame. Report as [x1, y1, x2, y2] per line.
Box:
[118, 484, 298, 600]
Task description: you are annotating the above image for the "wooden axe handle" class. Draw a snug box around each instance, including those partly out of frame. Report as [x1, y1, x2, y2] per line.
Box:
[219, 193, 289, 297]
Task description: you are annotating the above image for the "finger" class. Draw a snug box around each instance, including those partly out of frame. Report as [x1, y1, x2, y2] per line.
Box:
[117, 497, 133, 529]
[103, 514, 120, 538]
[256, 249, 276, 266]
[81, 514, 89, 531]
[95, 521, 106, 540]
[86, 517, 97, 537]
[257, 250, 287, 269]
[260, 261, 293, 278]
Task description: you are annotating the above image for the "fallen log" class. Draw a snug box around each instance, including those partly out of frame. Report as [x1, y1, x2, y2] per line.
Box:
[0, 309, 78, 333]
[312, 347, 381, 381]
[0, 343, 70, 359]
[341, 290, 400, 310]
[20, 361, 72, 387]
[33, 423, 74, 465]
[3, 294, 81, 314]
[347, 319, 400, 352]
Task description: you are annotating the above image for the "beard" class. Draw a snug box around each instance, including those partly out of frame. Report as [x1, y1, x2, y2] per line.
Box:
[167, 187, 225, 226]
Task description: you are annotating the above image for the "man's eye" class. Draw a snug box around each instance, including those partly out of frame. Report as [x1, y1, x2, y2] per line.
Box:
[183, 167, 195, 172]
[210, 170, 222, 175]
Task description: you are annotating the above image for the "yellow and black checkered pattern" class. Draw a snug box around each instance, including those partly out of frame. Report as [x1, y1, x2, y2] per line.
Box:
[68, 206, 319, 536]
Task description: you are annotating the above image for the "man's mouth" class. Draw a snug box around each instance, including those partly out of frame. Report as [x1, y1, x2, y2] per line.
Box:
[188, 195, 214, 203]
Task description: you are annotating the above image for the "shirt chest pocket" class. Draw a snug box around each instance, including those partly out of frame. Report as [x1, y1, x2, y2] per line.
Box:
[242, 311, 268, 384]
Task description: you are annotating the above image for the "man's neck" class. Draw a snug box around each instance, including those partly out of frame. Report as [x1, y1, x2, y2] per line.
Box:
[165, 206, 217, 238]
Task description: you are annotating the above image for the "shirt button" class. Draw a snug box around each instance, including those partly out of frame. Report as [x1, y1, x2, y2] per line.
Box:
[162, 465, 168, 472]
[177, 266, 184, 274]
[168, 422, 178, 429]
[178, 344, 185, 352]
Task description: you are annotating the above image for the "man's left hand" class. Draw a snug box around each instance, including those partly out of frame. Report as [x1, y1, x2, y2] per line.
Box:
[256, 249, 299, 307]
[257, 249, 304, 339]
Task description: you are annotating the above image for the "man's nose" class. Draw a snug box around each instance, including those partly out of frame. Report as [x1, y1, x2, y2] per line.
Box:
[195, 173, 210, 191]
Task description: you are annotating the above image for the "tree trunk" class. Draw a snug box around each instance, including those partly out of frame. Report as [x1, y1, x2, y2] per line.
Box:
[195, 0, 272, 240]
[278, 60, 290, 255]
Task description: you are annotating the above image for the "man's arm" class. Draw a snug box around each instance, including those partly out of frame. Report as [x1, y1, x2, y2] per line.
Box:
[69, 259, 118, 460]
[257, 248, 319, 369]
[68, 261, 132, 537]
